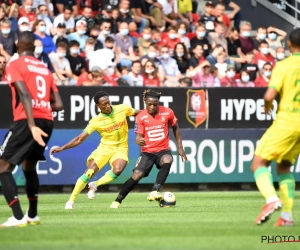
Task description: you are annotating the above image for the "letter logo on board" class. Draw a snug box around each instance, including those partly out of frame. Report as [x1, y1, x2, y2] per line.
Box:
[186, 89, 207, 128]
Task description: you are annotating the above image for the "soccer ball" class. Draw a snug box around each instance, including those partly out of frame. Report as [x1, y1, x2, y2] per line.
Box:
[159, 192, 176, 207]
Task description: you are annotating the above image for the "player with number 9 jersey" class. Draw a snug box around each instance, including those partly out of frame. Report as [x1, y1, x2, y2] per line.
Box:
[6, 56, 58, 122]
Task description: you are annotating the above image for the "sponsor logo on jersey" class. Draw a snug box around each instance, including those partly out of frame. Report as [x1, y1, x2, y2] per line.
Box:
[186, 89, 207, 128]
[159, 112, 169, 115]
[140, 115, 148, 120]
[104, 120, 125, 132]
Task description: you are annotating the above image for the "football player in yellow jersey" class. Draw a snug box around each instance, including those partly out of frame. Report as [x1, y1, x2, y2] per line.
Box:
[251, 28, 300, 227]
[50, 91, 139, 209]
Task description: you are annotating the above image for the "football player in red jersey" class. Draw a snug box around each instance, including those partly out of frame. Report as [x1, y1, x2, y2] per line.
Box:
[110, 89, 187, 208]
[0, 31, 63, 227]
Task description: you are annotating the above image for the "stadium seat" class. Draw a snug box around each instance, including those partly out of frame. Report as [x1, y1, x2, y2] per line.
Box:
[192, 13, 200, 23]
[161, 32, 168, 39]
[186, 32, 196, 40]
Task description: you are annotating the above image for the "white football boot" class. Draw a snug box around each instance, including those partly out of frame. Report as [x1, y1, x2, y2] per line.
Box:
[65, 201, 74, 209]
[87, 181, 97, 200]
[0, 216, 27, 228]
[25, 211, 41, 225]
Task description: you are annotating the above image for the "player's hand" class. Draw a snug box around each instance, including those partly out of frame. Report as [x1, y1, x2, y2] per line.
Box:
[30, 126, 48, 147]
[178, 148, 188, 162]
[50, 147, 64, 155]
[139, 138, 146, 146]
[264, 103, 274, 115]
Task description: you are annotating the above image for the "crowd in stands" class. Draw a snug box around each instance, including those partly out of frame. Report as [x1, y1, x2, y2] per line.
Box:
[0, 0, 288, 87]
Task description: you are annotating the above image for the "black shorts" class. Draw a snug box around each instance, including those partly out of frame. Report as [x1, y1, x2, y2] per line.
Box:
[130, 0, 142, 9]
[0, 119, 53, 166]
[133, 150, 172, 177]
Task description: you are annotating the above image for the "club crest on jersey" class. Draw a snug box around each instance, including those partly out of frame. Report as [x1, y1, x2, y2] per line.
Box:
[186, 89, 207, 128]
[160, 116, 166, 122]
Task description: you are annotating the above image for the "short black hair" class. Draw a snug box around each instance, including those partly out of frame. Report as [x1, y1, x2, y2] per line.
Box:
[105, 36, 114, 43]
[69, 40, 80, 48]
[259, 40, 269, 46]
[132, 60, 141, 67]
[64, 6, 73, 12]
[94, 91, 109, 104]
[18, 31, 35, 44]
[143, 89, 161, 101]
[289, 28, 300, 47]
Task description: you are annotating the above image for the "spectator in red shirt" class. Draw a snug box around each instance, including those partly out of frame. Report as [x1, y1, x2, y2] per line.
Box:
[161, 25, 181, 57]
[239, 21, 254, 55]
[213, 3, 231, 37]
[253, 41, 275, 71]
[19, 0, 34, 18]
[220, 64, 237, 87]
[142, 59, 160, 87]
[254, 62, 272, 87]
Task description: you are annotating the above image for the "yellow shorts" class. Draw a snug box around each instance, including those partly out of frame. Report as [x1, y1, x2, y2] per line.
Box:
[255, 124, 300, 164]
[86, 146, 128, 170]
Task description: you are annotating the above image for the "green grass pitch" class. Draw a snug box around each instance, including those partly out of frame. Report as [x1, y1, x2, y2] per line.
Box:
[0, 191, 299, 250]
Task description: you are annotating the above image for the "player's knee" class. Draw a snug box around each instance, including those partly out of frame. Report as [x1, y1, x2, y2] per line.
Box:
[132, 170, 144, 181]
[112, 167, 123, 176]
[161, 156, 173, 165]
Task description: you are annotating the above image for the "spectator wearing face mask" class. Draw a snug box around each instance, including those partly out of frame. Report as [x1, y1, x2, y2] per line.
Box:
[220, 64, 237, 87]
[49, 42, 72, 85]
[161, 25, 181, 57]
[98, 20, 113, 46]
[142, 59, 161, 87]
[138, 27, 153, 57]
[33, 39, 55, 74]
[199, 1, 215, 33]
[206, 44, 231, 66]
[254, 41, 275, 71]
[53, 6, 75, 34]
[241, 51, 259, 82]
[266, 26, 287, 52]
[160, 45, 182, 87]
[208, 23, 228, 54]
[127, 60, 143, 86]
[239, 21, 254, 55]
[190, 23, 210, 57]
[33, 19, 56, 53]
[227, 27, 245, 64]
[173, 42, 189, 75]
[276, 47, 286, 62]
[53, 22, 68, 45]
[37, 4, 55, 36]
[17, 16, 30, 34]
[177, 22, 190, 53]
[254, 27, 267, 51]
[68, 20, 88, 51]
[237, 70, 255, 87]
[89, 24, 103, 50]
[115, 22, 139, 68]
[19, 0, 35, 18]
[254, 62, 272, 87]
[66, 40, 86, 85]
[0, 19, 18, 62]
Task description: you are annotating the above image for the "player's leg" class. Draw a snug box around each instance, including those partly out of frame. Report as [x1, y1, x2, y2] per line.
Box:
[110, 169, 145, 208]
[66, 159, 99, 208]
[274, 160, 295, 226]
[0, 160, 27, 227]
[87, 159, 127, 199]
[110, 153, 155, 208]
[22, 160, 40, 225]
[148, 151, 173, 201]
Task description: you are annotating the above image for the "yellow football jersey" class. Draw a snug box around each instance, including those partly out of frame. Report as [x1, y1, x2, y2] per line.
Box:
[269, 54, 300, 131]
[84, 104, 136, 147]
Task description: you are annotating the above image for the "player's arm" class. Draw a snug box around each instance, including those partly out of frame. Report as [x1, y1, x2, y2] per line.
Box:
[50, 131, 89, 155]
[172, 123, 188, 162]
[50, 89, 63, 111]
[135, 133, 146, 146]
[14, 81, 48, 146]
[263, 88, 278, 115]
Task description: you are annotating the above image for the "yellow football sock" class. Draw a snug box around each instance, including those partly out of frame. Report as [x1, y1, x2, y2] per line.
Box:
[69, 169, 94, 202]
[96, 170, 118, 187]
[279, 173, 295, 213]
[254, 167, 278, 200]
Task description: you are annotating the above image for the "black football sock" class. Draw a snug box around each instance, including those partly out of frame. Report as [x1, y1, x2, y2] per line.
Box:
[115, 177, 138, 203]
[23, 170, 39, 218]
[152, 163, 172, 191]
[0, 172, 23, 220]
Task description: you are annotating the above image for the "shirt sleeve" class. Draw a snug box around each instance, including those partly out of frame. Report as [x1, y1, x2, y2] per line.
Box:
[83, 120, 96, 135]
[4, 63, 23, 86]
[135, 116, 145, 134]
[268, 63, 284, 92]
[168, 109, 178, 126]
[124, 105, 136, 116]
